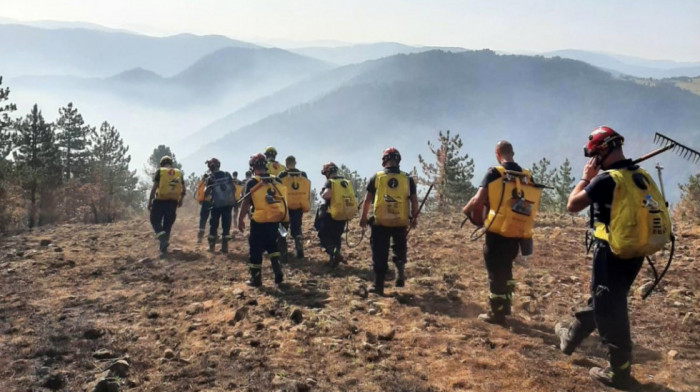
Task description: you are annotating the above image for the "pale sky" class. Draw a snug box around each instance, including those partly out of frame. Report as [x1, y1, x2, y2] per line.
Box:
[1, 0, 699, 61]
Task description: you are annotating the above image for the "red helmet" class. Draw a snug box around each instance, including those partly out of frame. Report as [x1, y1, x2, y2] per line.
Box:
[321, 162, 338, 176]
[205, 157, 220, 170]
[382, 147, 401, 163]
[584, 126, 624, 157]
[249, 153, 267, 169]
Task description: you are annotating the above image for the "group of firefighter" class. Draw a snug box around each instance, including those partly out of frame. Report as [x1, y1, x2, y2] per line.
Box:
[147, 127, 673, 390]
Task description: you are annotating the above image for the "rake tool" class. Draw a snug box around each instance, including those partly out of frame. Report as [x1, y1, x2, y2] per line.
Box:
[633, 132, 700, 165]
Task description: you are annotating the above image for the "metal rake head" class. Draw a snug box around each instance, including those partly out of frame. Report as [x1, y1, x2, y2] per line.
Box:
[654, 132, 700, 164]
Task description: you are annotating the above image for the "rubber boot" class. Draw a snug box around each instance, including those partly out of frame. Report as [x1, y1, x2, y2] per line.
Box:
[246, 266, 262, 287]
[197, 229, 204, 244]
[278, 236, 288, 263]
[589, 364, 632, 390]
[395, 263, 406, 288]
[270, 255, 284, 285]
[555, 319, 590, 355]
[156, 231, 168, 258]
[220, 235, 230, 254]
[504, 280, 516, 316]
[294, 236, 304, 259]
[207, 235, 217, 253]
[369, 273, 385, 296]
[478, 295, 508, 325]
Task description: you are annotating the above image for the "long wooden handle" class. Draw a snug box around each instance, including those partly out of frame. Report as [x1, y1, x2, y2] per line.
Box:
[632, 144, 675, 165]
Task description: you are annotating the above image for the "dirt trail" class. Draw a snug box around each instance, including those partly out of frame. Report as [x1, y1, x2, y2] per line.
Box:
[0, 213, 698, 391]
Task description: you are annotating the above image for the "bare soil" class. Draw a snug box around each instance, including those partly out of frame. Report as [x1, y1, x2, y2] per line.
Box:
[0, 212, 698, 391]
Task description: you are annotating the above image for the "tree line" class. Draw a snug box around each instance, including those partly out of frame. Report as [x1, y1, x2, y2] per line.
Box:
[416, 130, 576, 213]
[2, 74, 698, 231]
[0, 77, 141, 231]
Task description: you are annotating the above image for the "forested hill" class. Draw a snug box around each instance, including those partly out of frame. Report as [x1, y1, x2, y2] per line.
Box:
[184, 50, 700, 201]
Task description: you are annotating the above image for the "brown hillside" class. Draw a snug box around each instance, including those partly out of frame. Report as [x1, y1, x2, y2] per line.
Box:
[0, 212, 698, 391]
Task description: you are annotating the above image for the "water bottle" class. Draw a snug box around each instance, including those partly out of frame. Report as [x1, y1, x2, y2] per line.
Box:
[644, 195, 659, 210]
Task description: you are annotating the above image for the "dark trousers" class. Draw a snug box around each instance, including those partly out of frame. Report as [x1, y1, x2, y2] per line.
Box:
[483, 232, 520, 315]
[150, 200, 178, 235]
[317, 216, 346, 256]
[209, 205, 233, 237]
[198, 201, 211, 230]
[249, 221, 280, 265]
[569, 241, 643, 368]
[370, 225, 408, 278]
[288, 208, 303, 238]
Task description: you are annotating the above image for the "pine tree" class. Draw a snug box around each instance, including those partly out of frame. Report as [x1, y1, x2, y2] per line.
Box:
[531, 157, 557, 212]
[186, 172, 200, 198]
[309, 187, 319, 212]
[338, 164, 368, 202]
[677, 173, 700, 223]
[56, 102, 93, 180]
[0, 76, 16, 161]
[553, 158, 575, 213]
[418, 130, 476, 209]
[88, 121, 140, 222]
[0, 76, 17, 231]
[146, 145, 182, 177]
[12, 104, 61, 227]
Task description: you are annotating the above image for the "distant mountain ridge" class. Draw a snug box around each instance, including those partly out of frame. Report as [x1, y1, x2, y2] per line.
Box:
[183, 50, 700, 202]
[0, 24, 258, 78]
[10, 46, 331, 108]
[0, 17, 135, 33]
[291, 42, 468, 65]
[543, 49, 700, 78]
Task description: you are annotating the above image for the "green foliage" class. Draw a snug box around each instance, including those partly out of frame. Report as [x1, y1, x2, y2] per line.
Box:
[146, 144, 182, 177]
[186, 172, 201, 198]
[56, 102, 94, 181]
[531, 157, 576, 214]
[87, 121, 141, 222]
[309, 187, 319, 212]
[338, 164, 368, 201]
[553, 159, 575, 213]
[0, 76, 16, 160]
[0, 80, 145, 230]
[418, 130, 476, 209]
[0, 76, 16, 231]
[531, 157, 557, 213]
[12, 104, 61, 227]
[677, 173, 700, 223]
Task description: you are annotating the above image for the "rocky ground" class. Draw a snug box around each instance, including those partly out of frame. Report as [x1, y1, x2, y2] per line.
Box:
[0, 211, 698, 392]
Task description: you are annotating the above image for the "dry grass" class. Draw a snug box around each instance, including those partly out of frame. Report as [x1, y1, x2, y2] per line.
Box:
[0, 212, 698, 391]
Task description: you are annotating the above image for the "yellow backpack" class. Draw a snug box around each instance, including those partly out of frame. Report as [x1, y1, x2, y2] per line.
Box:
[234, 181, 244, 203]
[329, 178, 357, 220]
[267, 161, 286, 177]
[281, 172, 311, 212]
[593, 167, 672, 258]
[372, 171, 410, 227]
[194, 178, 207, 202]
[155, 168, 183, 201]
[484, 166, 542, 239]
[250, 176, 288, 223]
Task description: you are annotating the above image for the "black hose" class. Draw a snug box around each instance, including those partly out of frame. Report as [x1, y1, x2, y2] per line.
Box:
[642, 234, 675, 300]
